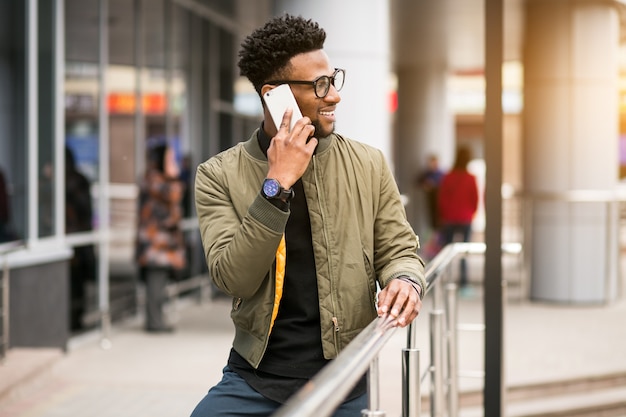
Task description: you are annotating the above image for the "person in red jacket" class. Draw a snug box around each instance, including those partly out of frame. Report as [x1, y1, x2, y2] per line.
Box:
[437, 146, 479, 292]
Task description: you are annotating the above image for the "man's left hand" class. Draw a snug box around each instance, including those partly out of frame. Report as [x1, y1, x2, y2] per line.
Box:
[377, 278, 422, 328]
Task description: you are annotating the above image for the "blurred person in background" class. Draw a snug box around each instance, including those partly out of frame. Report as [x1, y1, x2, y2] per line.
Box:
[437, 146, 479, 296]
[65, 146, 96, 330]
[415, 153, 445, 259]
[135, 141, 186, 332]
[416, 153, 444, 231]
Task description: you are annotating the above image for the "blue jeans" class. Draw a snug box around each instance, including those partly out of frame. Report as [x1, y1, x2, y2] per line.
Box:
[190, 366, 368, 417]
[440, 223, 472, 287]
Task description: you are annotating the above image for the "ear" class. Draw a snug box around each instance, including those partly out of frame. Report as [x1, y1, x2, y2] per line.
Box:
[260, 84, 274, 98]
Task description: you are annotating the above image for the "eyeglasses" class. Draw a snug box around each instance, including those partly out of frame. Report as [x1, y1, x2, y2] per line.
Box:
[266, 68, 346, 98]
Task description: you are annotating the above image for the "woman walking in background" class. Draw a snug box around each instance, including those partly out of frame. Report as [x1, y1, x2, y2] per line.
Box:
[437, 146, 479, 296]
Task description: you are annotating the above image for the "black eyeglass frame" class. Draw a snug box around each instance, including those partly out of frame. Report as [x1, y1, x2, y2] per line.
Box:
[265, 68, 345, 98]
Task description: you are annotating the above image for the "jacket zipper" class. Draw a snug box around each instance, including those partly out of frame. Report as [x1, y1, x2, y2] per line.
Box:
[313, 155, 341, 352]
[332, 317, 340, 353]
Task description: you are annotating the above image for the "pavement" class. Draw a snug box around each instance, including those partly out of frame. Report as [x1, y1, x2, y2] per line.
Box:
[1, 265, 626, 417]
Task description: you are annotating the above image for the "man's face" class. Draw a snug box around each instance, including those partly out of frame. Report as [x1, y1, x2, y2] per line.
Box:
[285, 50, 342, 138]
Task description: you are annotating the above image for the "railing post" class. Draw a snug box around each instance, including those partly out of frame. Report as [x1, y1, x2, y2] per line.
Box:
[407, 318, 417, 350]
[271, 240, 525, 417]
[362, 355, 386, 417]
[0, 242, 23, 362]
[605, 200, 618, 303]
[430, 310, 445, 417]
[446, 283, 459, 417]
[1, 253, 9, 361]
[522, 196, 533, 301]
[402, 348, 420, 417]
[432, 277, 444, 311]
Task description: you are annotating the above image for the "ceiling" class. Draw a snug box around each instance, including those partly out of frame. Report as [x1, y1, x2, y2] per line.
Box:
[392, 0, 525, 73]
[65, 0, 626, 76]
[65, 0, 526, 73]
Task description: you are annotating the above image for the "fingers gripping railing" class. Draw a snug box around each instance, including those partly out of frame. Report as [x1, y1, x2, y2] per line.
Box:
[272, 242, 520, 417]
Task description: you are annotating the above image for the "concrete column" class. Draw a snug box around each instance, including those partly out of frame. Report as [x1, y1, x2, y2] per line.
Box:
[274, 0, 393, 161]
[524, 0, 620, 303]
[391, 0, 455, 233]
[396, 65, 454, 232]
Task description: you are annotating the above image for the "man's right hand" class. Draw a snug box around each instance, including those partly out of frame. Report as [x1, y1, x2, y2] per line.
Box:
[266, 108, 317, 189]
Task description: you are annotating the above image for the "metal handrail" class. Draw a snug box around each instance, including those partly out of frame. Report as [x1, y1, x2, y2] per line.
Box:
[516, 189, 625, 303]
[272, 241, 521, 417]
[0, 240, 26, 361]
[516, 188, 626, 202]
[272, 316, 399, 417]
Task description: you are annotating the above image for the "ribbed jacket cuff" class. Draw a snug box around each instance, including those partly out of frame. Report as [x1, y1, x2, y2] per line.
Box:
[248, 193, 290, 234]
[389, 272, 426, 300]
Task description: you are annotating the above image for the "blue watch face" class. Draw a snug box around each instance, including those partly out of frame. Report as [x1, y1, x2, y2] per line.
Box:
[263, 179, 281, 198]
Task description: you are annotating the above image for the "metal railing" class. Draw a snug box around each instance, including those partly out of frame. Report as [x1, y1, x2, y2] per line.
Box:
[518, 189, 626, 302]
[0, 240, 25, 361]
[272, 241, 521, 417]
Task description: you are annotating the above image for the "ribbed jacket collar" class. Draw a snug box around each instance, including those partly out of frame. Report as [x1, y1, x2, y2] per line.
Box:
[243, 123, 335, 161]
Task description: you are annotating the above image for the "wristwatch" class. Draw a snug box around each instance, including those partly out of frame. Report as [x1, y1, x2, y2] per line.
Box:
[262, 178, 295, 201]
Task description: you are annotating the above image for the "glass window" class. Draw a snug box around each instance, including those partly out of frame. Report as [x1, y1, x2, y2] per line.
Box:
[107, 0, 139, 244]
[108, 0, 137, 186]
[218, 28, 234, 103]
[38, 0, 57, 238]
[65, 0, 100, 235]
[200, 18, 215, 159]
[0, 0, 27, 244]
[143, 0, 167, 157]
[172, 5, 192, 217]
[65, 0, 101, 332]
[197, 0, 234, 16]
[219, 113, 233, 152]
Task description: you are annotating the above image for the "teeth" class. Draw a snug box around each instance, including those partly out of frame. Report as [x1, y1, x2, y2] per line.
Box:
[320, 111, 334, 116]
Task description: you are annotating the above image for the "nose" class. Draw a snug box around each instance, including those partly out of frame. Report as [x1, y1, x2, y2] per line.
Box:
[324, 83, 341, 104]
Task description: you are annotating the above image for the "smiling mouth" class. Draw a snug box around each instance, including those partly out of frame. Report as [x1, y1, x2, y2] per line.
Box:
[320, 110, 334, 117]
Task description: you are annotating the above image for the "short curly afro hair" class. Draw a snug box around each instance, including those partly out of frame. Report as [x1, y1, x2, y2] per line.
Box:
[238, 14, 326, 94]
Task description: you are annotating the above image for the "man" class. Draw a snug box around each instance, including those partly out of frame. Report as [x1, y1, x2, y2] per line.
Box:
[191, 14, 425, 417]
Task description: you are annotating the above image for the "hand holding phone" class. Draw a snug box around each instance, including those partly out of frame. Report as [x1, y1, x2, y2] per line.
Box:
[263, 84, 315, 189]
[263, 84, 303, 132]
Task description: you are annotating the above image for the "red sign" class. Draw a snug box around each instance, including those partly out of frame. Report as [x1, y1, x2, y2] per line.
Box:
[108, 93, 167, 114]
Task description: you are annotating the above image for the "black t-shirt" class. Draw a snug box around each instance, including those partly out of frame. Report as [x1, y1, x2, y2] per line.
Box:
[227, 127, 366, 403]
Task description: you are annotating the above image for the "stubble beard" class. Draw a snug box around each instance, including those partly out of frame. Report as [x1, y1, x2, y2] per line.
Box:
[311, 119, 334, 139]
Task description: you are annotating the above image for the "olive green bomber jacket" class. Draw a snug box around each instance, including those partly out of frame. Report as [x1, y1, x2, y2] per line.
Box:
[194, 129, 425, 368]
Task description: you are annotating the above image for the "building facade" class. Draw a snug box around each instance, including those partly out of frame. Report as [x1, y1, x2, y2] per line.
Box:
[1, 0, 625, 355]
[0, 0, 395, 351]
[0, 0, 277, 350]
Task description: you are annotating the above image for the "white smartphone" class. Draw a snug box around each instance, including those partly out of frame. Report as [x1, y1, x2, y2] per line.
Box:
[263, 84, 303, 132]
